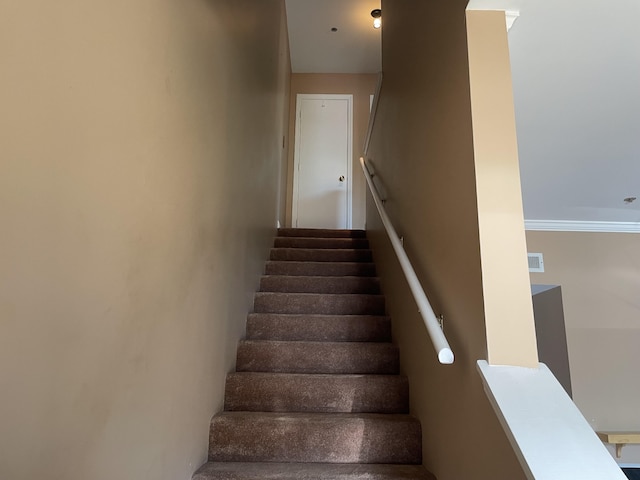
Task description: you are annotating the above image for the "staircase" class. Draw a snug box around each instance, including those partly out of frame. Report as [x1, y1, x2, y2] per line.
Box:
[194, 228, 436, 480]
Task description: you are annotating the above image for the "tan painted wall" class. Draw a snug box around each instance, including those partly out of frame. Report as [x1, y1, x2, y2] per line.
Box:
[286, 74, 378, 229]
[0, 1, 290, 479]
[466, 10, 539, 367]
[277, 10, 293, 227]
[527, 230, 640, 463]
[364, 2, 528, 478]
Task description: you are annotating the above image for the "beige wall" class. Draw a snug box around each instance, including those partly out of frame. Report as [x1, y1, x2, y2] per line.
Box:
[277, 10, 293, 227]
[286, 73, 378, 229]
[466, 10, 538, 367]
[364, 1, 527, 478]
[0, 1, 290, 479]
[527, 230, 640, 463]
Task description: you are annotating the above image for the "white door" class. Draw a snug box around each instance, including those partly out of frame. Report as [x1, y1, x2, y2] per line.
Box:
[293, 94, 352, 229]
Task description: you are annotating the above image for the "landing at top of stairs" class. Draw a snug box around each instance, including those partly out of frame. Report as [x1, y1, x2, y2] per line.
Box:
[277, 228, 366, 238]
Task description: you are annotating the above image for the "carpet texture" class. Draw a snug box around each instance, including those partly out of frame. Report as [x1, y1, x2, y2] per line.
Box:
[194, 228, 436, 480]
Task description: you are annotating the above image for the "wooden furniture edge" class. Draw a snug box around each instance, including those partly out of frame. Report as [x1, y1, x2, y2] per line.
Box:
[596, 431, 640, 458]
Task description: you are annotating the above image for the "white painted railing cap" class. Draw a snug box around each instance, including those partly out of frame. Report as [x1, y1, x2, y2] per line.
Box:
[477, 360, 627, 480]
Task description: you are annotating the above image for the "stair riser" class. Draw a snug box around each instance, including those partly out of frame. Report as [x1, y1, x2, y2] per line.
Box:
[209, 413, 422, 464]
[225, 373, 409, 413]
[246, 314, 391, 342]
[236, 341, 399, 374]
[265, 261, 376, 277]
[277, 228, 366, 238]
[260, 276, 380, 294]
[193, 462, 437, 480]
[274, 237, 369, 249]
[270, 248, 372, 263]
[254, 293, 385, 315]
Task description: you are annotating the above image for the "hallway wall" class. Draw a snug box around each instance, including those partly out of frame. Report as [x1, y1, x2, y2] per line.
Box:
[0, 1, 290, 479]
[527, 230, 640, 463]
[364, 1, 529, 478]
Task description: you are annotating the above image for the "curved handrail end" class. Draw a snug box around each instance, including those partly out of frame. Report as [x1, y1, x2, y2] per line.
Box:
[438, 348, 455, 365]
[361, 156, 455, 366]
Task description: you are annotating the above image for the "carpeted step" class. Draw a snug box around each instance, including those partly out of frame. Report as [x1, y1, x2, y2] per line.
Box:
[265, 261, 376, 277]
[193, 462, 436, 479]
[270, 248, 372, 263]
[208, 412, 422, 464]
[259, 275, 380, 294]
[236, 340, 399, 374]
[277, 228, 366, 238]
[246, 313, 391, 342]
[274, 237, 369, 249]
[193, 229, 434, 480]
[253, 292, 384, 315]
[224, 373, 409, 413]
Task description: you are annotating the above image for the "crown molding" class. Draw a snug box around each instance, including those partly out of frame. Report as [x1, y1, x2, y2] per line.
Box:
[525, 220, 640, 233]
[505, 11, 520, 31]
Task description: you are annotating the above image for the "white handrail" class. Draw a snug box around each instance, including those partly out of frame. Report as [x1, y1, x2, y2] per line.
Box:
[360, 157, 454, 364]
[363, 73, 383, 156]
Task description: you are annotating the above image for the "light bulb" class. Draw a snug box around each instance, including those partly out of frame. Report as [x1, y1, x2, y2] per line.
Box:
[371, 9, 382, 29]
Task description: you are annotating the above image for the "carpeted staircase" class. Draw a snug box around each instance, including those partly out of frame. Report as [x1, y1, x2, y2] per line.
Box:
[194, 228, 436, 479]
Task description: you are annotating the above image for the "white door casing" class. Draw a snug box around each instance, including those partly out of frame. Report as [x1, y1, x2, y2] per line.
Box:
[293, 94, 353, 229]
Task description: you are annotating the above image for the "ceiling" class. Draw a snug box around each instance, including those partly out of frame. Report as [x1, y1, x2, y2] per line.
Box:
[285, 0, 640, 225]
[285, 0, 381, 73]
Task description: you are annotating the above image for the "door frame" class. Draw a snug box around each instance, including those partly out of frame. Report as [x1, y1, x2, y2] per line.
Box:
[292, 94, 353, 229]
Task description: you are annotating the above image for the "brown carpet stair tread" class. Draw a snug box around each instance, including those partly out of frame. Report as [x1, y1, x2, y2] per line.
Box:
[270, 248, 373, 263]
[193, 462, 436, 479]
[245, 313, 391, 342]
[259, 275, 381, 294]
[224, 372, 409, 413]
[236, 340, 399, 374]
[274, 237, 370, 249]
[195, 228, 436, 480]
[208, 412, 422, 464]
[265, 260, 377, 277]
[253, 292, 385, 315]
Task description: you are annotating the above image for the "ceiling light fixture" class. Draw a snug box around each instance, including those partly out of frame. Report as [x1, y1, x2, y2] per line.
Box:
[371, 9, 382, 29]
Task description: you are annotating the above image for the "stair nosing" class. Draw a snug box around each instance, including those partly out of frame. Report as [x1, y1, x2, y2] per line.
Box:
[193, 461, 436, 480]
[271, 247, 371, 252]
[238, 339, 397, 346]
[227, 371, 406, 379]
[260, 274, 379, 280]
[213, 411, 418, 422]
[254, 291, 384, 297]
[247, 312, 390, 319]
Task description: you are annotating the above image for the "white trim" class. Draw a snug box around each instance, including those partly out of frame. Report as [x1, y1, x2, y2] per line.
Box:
[505, 11, 519, 31]
[292, 94, 353, 229]
[525, 220, 640, 233]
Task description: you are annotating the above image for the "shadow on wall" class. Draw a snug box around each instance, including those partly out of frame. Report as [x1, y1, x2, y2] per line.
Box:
[531, 284, 572, 397]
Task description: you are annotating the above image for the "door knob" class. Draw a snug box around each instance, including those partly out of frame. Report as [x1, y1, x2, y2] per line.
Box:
[339, 175, 345, 182]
